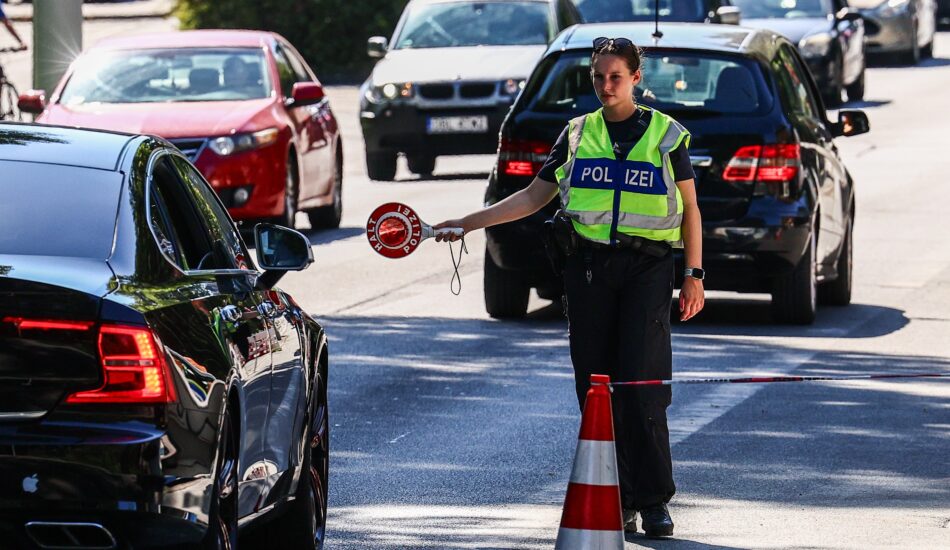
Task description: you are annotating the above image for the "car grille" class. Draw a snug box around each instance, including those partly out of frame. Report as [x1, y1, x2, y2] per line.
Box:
[169, 138, 207, 161]
[419, 84, 454, 99]
[460, 82, 497, 98]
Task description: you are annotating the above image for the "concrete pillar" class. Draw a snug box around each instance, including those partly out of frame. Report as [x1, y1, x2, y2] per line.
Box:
[32, 0, 82, 92]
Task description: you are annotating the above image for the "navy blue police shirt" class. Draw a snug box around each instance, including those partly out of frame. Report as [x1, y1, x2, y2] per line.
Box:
[537, 107, 695, 184]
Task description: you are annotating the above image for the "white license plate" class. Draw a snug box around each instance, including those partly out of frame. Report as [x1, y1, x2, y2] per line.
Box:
[426, 116, 489, 134]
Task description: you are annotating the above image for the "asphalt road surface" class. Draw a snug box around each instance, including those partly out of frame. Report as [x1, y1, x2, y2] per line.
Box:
[4, 17, 949, 550]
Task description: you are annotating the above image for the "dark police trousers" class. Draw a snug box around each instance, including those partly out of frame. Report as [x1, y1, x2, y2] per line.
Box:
[564, 245, 676, 510]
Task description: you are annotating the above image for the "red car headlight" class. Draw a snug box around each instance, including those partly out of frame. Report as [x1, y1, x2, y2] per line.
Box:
[209, 127, 279, 156]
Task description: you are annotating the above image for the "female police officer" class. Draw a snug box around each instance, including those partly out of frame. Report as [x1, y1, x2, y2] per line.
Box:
[434, 37, 704, 538]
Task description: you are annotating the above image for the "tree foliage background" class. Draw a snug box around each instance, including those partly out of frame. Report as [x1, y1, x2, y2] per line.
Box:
[175, 0, 406, 82]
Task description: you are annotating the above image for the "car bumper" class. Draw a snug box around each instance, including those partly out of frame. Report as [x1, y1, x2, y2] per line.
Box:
[0, 509, 206, 549]
[360, 98, 513, 156]
[486, 196, 812, 293]
[860, 12, 916, 52]
[0, 412, 218, 547]
[191, 138, 289, 221]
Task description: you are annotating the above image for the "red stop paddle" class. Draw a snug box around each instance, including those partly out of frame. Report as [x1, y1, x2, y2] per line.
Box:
[366, 203, 464, 259]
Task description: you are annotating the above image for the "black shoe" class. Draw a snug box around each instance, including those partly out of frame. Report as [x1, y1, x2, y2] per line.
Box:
[639, 503, 674, 538]
[622, 509, 637, 533]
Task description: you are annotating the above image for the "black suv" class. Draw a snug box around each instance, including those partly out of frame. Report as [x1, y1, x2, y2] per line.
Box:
[484, 22, 869, 324]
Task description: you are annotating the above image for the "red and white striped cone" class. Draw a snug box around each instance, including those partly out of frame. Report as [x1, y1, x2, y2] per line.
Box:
[554, 374, 624, 549]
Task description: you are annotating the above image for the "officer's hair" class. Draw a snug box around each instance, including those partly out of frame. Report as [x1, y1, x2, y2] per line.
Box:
[591, 40, 643, 74]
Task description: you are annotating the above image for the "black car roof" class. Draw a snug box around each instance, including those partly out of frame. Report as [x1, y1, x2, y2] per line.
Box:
[0, 123, 138, 171]
[551, 22, 782, 57]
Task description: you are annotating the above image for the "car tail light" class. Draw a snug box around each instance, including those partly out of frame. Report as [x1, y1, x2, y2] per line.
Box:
[67, 325, 176, 404]
[498, 137, 550, 177]
[723, 144, 800, 184]
[2, 317, 95, 331]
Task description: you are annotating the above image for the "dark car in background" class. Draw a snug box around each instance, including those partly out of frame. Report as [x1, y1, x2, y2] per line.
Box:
[484, 23, 869, 324]
[0, 123, 329, 549]
[359, 0, 582, 180]
[851, 0, 938, 64]
[573, 0, 742, 24]
[734, 0, 866, 106]
[20, 30, 343, 230]
[940, 0, 950, 25]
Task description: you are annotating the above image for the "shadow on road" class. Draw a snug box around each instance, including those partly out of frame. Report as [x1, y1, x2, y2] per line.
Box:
[521, 291, 911, 339]
[675, 299, 910, 339]
[319, 313, 949, 547]
[627, 533, 745, 549]
[301, 225, 365, 246]
[675, 347, 950, 509]
[375, 170, 492, 184]
[867, 55, 950, 68]
[841, 98, 892, 109]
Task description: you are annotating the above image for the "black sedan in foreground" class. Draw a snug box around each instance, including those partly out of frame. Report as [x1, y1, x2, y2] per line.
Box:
[484, 22, 869, 324]
[0, 124, 328, 549]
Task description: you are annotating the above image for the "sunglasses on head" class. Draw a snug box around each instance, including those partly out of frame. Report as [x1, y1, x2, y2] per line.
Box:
[593, 37, 635, 52]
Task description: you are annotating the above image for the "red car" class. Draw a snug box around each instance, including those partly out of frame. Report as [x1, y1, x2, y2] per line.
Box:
[19, 30, 343, 229]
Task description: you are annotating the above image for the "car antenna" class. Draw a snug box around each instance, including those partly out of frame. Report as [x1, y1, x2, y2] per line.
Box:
[652, 0, 663, 40]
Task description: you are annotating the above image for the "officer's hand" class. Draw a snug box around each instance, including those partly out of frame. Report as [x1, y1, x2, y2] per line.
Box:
[432, 219, 467, 242]
[679, 277, 705, 322]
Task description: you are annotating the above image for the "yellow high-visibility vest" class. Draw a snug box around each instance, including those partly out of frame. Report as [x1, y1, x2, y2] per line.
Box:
[554, 105, 690, 246]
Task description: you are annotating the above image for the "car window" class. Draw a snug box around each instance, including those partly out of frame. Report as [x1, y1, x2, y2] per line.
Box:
[169, 156, 251, 271]
[525, 50, 771, 116]
[0, 161, 122, 259]
[573, 0, 709, 23]
[271, 44, 298, 97]
[279, 41, 313, 83]
[394, 1, 551, 48]
[147, 154, 245, 272]
[731, 0, 832, 18]
[59, 48, 272, 105]
[148, 179, 188, 269]
[772, 45, 820, 120]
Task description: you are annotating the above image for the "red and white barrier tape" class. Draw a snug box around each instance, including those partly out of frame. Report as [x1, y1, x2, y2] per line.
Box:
[605, 372, 950, 387]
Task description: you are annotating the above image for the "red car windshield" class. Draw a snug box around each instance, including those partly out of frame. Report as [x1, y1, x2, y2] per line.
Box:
[59, 48, 273, 105]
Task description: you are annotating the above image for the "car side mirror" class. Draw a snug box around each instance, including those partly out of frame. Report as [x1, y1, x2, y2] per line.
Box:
[288, 82, 325, 108]
[18, 89, 46, 115]
[836, 7, 863, 22]
[715, 6, 741, 25]
[367, 36, 388, 59]
[254, 223, 313, 288]
[831, 110, 870, 137]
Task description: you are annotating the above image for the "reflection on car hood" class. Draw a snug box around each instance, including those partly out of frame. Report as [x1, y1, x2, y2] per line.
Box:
[39, 99, 276, 138]
[371, 45, 546, 84]
[740, 17, 831, 43]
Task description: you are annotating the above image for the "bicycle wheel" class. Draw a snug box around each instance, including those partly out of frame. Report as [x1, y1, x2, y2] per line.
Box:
[1, 81, 21, 121]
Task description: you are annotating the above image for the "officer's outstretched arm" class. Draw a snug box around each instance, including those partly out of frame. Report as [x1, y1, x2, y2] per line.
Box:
[433, 177, 558, 242]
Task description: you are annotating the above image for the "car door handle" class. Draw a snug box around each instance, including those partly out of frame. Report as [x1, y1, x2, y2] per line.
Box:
[220, 305, 242, 323]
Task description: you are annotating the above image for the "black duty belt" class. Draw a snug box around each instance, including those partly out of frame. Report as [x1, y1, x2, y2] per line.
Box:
[577, 233, 671, 258]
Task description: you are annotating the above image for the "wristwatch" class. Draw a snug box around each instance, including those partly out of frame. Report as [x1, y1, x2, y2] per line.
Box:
[684, 267, 705, 280]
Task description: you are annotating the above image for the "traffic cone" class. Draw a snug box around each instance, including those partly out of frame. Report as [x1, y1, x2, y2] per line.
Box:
[554, 374, 624, 549]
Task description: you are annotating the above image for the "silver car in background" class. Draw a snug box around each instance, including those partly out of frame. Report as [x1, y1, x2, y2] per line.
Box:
[851, 0, 938, 64]
[358, 0, 582, 181]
